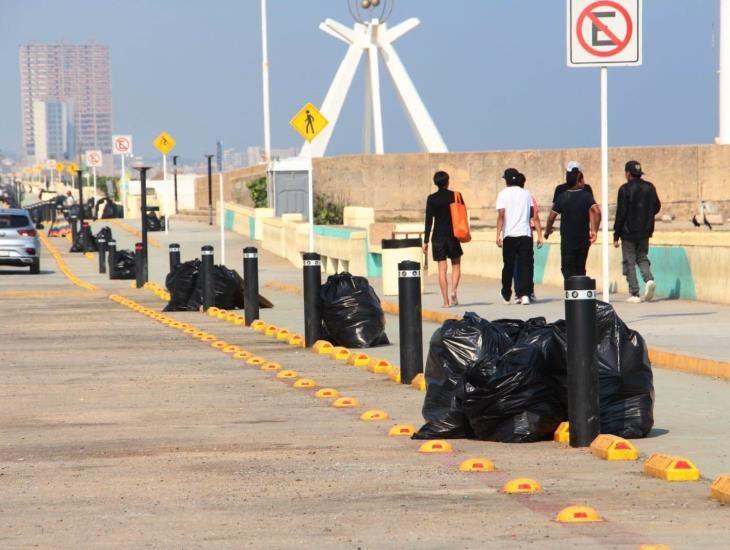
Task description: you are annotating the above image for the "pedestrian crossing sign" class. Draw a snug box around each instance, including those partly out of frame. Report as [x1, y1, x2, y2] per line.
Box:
[290, 102, 328, 142]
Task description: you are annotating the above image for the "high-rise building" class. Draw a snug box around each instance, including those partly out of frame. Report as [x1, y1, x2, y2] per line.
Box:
[32, 100, 75, 161]
[19, 43, 112, 161]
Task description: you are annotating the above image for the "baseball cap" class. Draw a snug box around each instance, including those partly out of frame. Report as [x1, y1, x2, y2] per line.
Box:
[625, 160, 644, 176]
[566, 160, 581, 172]
[502, 167, 520, 183]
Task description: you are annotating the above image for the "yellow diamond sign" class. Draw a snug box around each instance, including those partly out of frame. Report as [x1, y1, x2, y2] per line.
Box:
[56, 162, 65, 172]
[290, 102, 328, 142]
[66, 162, 79, 174]
[153, 131, 176, 155]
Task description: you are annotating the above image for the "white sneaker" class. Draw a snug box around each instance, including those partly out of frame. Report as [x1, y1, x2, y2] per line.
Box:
[520, 295, 530, 305]
[512, 297, 521, 305]
[644, 280, 656, 302]
[626, 295, 642, 303]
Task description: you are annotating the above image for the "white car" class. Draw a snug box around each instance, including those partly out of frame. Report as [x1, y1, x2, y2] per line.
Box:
[0, 208, 41, 274]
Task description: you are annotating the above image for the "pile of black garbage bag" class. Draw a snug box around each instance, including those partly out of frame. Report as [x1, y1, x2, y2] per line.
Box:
[163, 259, 273, 312]
[320, 272, 389, 348]
[414, 303, 654, 443]
[94, 198, 123, 219]
[109, 250, 136, 279]
[147, 212, 165, 232]
[69, 223, 98, 253]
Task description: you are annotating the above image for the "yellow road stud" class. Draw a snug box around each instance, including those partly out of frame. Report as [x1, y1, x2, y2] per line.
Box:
[360, 409, 389, 421]
[246, 356, 266, 366]
[312, 340, 333, 354]
[207, 307, 220, 317]
[251, 319, 267, 332]
[555, 506, 603, 523]
[710, 474, 730, 504]
[644, 454, 701, 481]
[276, 328, 291, 341]
[388, 424, 416, 437]
[233, 316, 245, 326]
[129, 282, 136, 288]
[201, 335, 217, 343]
[554, 421, 570, 444]
[225, 312, 238, 322]
[388, 369, 401, 383]
[222, 345, 241, 354]
[501, 478, 542, 494]
[347, 352, 370, 367]
[638, 546, 671, 550]
[216, 310, 227, 320]
[264, 324, 279, 337]
[261, 362, 282, 371]
[233, 351, 253, 360]
[459, 458, 495, 472]
[368, 358, 392, 374]
[185, 327, 199, 335]
[314, 388, 340, 399]
[590, 434, 638, 461]
[276, 369, 299, 379]
[332, 397, 359, 408]
[418, 440, 453, 454]
[169, 322, 182, 329]
[329, 347, 351, 361]
[288, 334, 305, 347]
[293, 378, 317, 389]
[211, 340, 228, 349]
[410, 373, 426, 391]
[193, 331, 207, 339]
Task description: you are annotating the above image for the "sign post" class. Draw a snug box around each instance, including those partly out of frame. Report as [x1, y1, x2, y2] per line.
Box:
[153, 131, 176, 235]
[289, 102, 328, 251]
[112, 135, 133, 218]
[216, 141, 226, 265]
[85, 150, 103, 203]
[567, 0, 642, 303]
[45, 159, 56, 191]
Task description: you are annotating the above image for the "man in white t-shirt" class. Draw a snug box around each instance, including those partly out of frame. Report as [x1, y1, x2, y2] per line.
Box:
[496, 168, 534, 305]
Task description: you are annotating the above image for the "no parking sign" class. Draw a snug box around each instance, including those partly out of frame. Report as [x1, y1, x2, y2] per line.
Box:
[567, 0, 642, 67]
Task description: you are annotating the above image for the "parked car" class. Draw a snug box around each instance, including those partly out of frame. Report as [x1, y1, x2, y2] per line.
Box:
[0, 208, 41, 274]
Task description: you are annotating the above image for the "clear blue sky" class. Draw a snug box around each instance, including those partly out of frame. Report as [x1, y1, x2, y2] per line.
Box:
[0, 0, 720, 161]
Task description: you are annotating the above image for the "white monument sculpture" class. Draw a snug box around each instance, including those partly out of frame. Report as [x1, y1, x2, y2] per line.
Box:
[300, 0, 448, 158]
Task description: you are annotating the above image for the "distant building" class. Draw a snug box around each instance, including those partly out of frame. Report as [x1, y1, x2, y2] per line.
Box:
[32, 100, 75, 161]
[223, 148, 246, 170]
[19, 43, 112, 161]
[246, 145, 298, 166]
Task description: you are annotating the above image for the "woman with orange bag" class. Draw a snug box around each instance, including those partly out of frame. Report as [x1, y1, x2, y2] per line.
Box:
[422, 171, 465, 308]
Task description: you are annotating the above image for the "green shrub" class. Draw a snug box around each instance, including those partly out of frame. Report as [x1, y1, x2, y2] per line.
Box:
[246, 177, 268, 207]
[314, 193, 343, 225]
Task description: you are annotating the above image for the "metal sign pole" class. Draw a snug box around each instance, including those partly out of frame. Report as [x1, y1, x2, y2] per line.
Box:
[600, 66, 610, 303]
[120, 154, 126, 218]
[219, 171, 225, 265]
[308, 148, 314, 251]
[92, 166, 97, 204]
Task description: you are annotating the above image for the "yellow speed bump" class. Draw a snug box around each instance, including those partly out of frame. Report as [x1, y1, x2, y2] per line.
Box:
[184, 327, 199, 335]
[329, 347, 351, 361]
[288, 334, 305, 347]
[332, 397, 359, 408]
[554, 421, 570, 444]
[312, 340, 333, 354]
[293, 378, 317, 389]
[261, 362, 282, 371]
[388, 368, 401, 383]
[233, 350, 252, 360]
[555, 506, 603, 523]
[501, 478, 542, 494]
[201, 335, 218, 343]
[211, 340, 229, 350]
[590, 434, 638, 461]
[710, 474, 730, 504]
[418, 440, 453, 454]
[192, 331, 208, 339]
[251, 319, 267, 332]
[410, 373, 426, 391]
[644, 454, 700, 481]
[314, 388, 340, 399]
[459, 458, 495, 473]
[276, 369, 298, 379]
[222, 345, 241, 354]
[347, 352, 370, 367]
[207, 307, 220, 317]
[216, 310, 228, 320]
[276, 328, 291, 341]
[388, 424, 416, 437]
[264, 324, 279, 337]
[233, 316, 245, 326]
[368, 358, 392, 374]
[246, 356, 266, 366]
[360, 409, 389, 421]
[225, 312, 238, 322]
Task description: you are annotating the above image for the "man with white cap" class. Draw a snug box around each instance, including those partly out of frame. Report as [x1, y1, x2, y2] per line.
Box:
[553, 161, 594, 205]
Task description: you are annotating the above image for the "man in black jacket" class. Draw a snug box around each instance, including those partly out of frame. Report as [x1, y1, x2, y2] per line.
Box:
[613, 160, 661, 303]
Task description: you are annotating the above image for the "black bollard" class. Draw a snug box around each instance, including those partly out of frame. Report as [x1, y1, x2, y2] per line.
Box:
[107, 239, 117, 279]
[80, 222, 92, 252]
[70, 214, 79, 243]
[398, 260, 423, 384]
[135, 166, 151, 285]
[76, 169, 84, 225]
[302, 252, 322, 347]
[135, 242, 144, 289]
[564, 275, 600, 448]
[243, 246, 259, 326]
[169, 243, 181, 273]
[98, 235, 107, 274]
[201, 245, 215, 311]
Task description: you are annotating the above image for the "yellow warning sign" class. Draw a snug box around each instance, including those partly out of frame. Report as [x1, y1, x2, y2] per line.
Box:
[56, 162, 65, 172]
[289, 102, 328, 142]
[153, 131, 176, 155]
[66, 162, 79, 174]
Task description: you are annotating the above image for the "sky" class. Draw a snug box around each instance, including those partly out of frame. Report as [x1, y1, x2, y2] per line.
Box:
[0, 0, 721, 162]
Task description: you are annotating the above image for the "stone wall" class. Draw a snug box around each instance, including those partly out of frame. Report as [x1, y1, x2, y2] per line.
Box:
[193, 164, 267, 209]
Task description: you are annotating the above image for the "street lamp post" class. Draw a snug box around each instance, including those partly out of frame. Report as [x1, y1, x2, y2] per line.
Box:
[134, 165, 152, 284]
[205, 154, 214, 225]
[172, 155, 179, 214]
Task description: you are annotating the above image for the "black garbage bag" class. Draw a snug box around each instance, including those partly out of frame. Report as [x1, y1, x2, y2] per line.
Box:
[319, 272, 389, 348]
[414, 313, 514, 439]
[552, 302, 654, 438]
[95, 226, 113, 242]
[163, 259, 200, 311]
[111, 250, 135, 279]
[69, 224, 98, 253]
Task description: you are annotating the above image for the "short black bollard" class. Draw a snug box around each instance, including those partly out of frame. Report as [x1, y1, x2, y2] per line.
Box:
[243, 246, 259, 326]
[169, 243, 181, 273]
[135, 242, 144, 289]
[97, 235, 107, 274]
[80, 222, 92, 252]
[107, 240, 117, 279]
[302, 252, 322, 347]
[564, 275, 600, 448]
[398, 260, 423, 384]
[201, 245, 215, 311]
[70, 214, 79, 243]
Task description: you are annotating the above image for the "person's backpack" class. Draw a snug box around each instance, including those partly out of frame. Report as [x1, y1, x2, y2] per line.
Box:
[450, 191, 471, 243]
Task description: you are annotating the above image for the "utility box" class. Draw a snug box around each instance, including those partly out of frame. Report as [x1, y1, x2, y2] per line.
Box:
[268, 156, 310, 221]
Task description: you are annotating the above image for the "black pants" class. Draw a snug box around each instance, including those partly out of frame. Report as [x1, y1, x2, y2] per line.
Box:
[560, 245, 589, 281]
[502, 236, 533, 299]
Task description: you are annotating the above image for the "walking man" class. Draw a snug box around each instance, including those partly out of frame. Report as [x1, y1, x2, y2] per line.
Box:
[423, 171, 463, 308]
[613, 160, 661, 303]
[496, 168, 534, 305]
[543, 168, 600, 280]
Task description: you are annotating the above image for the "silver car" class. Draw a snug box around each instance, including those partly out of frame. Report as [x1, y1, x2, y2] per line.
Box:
[0, 208, 41, 274]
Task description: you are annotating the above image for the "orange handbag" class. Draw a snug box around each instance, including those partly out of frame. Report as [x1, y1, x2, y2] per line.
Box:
[450, 191, 471, 243]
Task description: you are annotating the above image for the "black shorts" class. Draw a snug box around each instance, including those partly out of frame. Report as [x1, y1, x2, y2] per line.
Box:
[431, 238, 463, 262]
